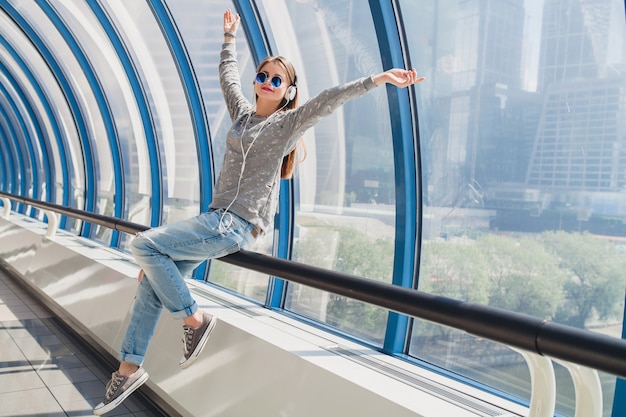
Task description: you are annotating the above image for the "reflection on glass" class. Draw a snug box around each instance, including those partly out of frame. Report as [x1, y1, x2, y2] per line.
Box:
[3, 3, 86, 233]
[258, 0, 394, 345]
[404, 0, 625, 415]
[104, 1, 201, 227]
[52, 1, 126, 244]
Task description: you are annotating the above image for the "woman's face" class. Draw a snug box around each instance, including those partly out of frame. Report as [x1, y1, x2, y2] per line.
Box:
[254, 61, 290, 106]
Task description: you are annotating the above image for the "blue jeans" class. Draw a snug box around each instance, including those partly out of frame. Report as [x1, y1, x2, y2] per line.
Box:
[120, 209, 257, 365]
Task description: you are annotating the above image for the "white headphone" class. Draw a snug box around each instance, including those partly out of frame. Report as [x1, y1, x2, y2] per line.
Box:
[286, 85, 296, 101]
[286, 74, 298, 102]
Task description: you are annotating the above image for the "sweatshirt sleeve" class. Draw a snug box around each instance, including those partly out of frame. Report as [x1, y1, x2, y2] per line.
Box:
[285, 76, 378, 141]
[219, 42, 253, 121]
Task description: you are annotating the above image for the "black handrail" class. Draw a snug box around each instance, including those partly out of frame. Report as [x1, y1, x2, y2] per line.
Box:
[1, 190, 626, 379]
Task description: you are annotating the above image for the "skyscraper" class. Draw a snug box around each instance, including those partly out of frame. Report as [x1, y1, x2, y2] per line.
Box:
[526, 0, 626, 218]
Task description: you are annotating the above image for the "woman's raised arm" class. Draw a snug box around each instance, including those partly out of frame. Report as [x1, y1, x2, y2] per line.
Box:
[372, 68, 425, 88]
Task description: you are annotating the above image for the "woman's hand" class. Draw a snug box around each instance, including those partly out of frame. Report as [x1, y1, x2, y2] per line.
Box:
[373, 68, 425, 88]
[223, 9, 240, 36]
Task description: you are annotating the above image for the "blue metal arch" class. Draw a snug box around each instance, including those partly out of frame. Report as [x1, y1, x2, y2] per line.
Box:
[1, 1, 96, 230]
[0, 83, 40, 216]
[0, 119, 16, 198]
[149, 0, 215, 280]
[0, 106, 24, 211]
[368, 0, 418, 355]
[235, 0, 271, 57]
[149, 0, 214, 215]
[613, 326, 626, 416]
[0, 123, 6, 190]
[0, 129, 7, 192]
[0, 44, 71, 222]
[88, 0, 163, 227]
[39, 0, 124, 245]
[0, 62, 53, 209]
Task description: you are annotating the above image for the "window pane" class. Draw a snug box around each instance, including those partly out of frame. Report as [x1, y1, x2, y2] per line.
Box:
[103, 1, 201, 225]
[17, 1, 114, 234]
[257, 0, 394, 345]
[0, 6, 84, 230]
[403, 0, 625, 415]
[165, 0, 269, 301]
[53, 1, 149, 246]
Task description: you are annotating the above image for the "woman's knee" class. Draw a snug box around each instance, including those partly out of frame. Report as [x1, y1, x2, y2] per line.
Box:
[130, 232, 154, 258]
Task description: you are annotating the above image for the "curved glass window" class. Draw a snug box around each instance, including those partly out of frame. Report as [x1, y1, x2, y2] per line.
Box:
[102, 1, 200, 225]
[0, 8, 81, 223]
[53, 1, 149, 247]
[256, 0, 394, 345]
[12, 1, 112, 234]
[0, 44, 62, 213]
[402, 0, 626, 415]
[165, 0, 252, 172]
[164, 0, 268, 301]
[0, 85, 35, 202]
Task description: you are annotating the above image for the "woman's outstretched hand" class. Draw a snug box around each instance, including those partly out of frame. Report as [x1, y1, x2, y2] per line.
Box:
[224, 9, 240, 35]
[373, 68, 425, 88]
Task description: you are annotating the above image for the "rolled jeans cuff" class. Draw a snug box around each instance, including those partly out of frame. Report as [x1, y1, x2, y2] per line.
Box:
[170, 300, 198, 319]
[119, 353, 145, 367]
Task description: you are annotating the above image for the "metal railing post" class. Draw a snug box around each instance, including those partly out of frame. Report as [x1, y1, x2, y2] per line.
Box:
[43, 210, 59, 237]
[514, 348, 556, 417]
[1, 197, 10, 218]
[554, 359, 603, 417]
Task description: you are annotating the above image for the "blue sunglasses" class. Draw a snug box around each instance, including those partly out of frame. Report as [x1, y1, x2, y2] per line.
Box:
[255, 71, 283, 88]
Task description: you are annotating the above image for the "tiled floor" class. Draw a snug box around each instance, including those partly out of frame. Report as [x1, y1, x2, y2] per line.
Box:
[0, 267, 166, 417]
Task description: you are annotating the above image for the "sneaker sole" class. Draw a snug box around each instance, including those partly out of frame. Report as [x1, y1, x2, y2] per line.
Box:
[93, 371, 149, 415]
[179, 315, 218, 369]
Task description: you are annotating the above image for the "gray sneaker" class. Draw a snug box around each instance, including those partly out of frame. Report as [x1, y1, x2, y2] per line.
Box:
[179, 311, 217, 369]
[93, 367, 149, 415]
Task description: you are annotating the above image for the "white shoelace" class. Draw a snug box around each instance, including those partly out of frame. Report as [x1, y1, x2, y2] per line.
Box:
[182, 327, 195, 356]
[104, 372, 125, 401]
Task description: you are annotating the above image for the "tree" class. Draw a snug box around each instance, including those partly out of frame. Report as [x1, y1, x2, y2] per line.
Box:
[541, 231, 626, 328]
[477, 234, 566, 319]
[292, 224, 394, 344]
[326, 227, 394, 343]
[419, 237, 490, 304]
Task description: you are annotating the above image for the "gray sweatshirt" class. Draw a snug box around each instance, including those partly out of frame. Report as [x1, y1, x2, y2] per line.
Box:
[210, 41, 377, 232]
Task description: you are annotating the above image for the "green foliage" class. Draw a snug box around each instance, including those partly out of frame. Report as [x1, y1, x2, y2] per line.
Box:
[326, 296, 387, 343]
[333, 227, 394, 281]
[292, 224, 394, 343]
[541, 231, 626, 327]
[419, 238, 490, 304]
[328, 226, 394, 343]
[217, 216, 624, 337]
[419, 231, 624, 329]
[478, 234, 566, 319]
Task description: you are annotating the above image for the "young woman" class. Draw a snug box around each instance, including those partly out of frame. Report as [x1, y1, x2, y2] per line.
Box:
[94, 9, 425, 415]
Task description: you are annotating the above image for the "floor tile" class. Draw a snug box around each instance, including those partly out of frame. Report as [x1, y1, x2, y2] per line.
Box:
[48, 378, 106, 403]
[0, 338, 27, 363]
[0, 269, 167, 417]
[37, 366, 98, 386]
[0, 328, 11, 340]
[0, 387, 64, 415]
[0, 368, 45, 393]
[0, 304, 19, 321]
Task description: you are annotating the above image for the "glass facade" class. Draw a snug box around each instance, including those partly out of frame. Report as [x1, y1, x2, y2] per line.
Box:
[260, 0, 395, 345]
[404, 1, 626, 415]
[0, 0, 624, 415]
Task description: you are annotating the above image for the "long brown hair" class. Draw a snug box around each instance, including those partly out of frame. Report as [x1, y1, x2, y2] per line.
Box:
[255, 56, 306, 179]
